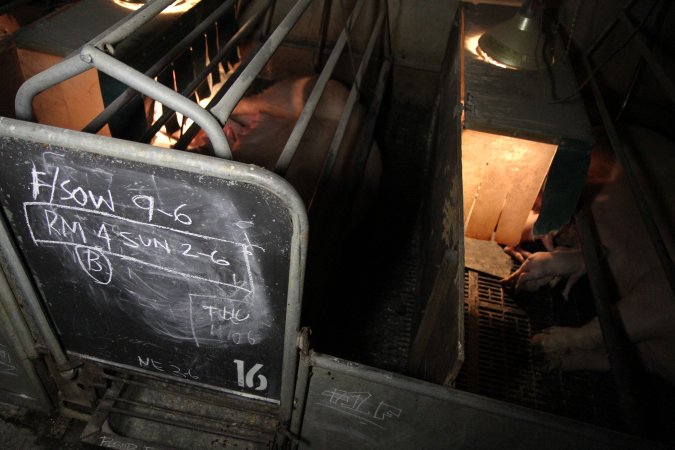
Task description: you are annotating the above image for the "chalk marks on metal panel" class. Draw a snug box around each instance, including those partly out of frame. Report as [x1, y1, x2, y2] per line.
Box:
[317, 387, 403, 429]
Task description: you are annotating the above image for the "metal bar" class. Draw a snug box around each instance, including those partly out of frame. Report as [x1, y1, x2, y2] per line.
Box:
[104, 406, 272, 443]
[0, 210, 72, 376]
[614, 1, 671, 122]
[0, 266, 38, 360]
[14, 55, 91, 121]
[96, 0, 177, 52]
[80, 45, 232, 159]
[0, 294, 52, 410]
[279, 203, 309, 431]
[575, 205, 648, 435]
[100, 374, 278, 417]
[171, 0, 311, 150]
[586, 0, 638, 55]
[614, 58, 645, 122]
[164, 48, 256, 150]
[111, 397, 274, 434]
[304, 5, 385, 210]
[210, 0, 314, 124]
[617, 10, 675, 105]
[83, 0, 242, 135]
[382, 0, 392, 59]
[274, 0, 369, 174]
[14, 0, 185, 121]
[337, 57, 390, 207]
[138, 3, 270, 143]
[288, 329, 311, 440]
[313, 0, 333, 72]
[582, 53, 675, 297]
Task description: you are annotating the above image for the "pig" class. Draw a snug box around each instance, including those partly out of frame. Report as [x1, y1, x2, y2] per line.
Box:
[501, 246, 586, 300]
[192, 76, 382, 218]
[505, 138, 675, 383]
[191, 75, 383, 324]
[503, 190, 555, 263]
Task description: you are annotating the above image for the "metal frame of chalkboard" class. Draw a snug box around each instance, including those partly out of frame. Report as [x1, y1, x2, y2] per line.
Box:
[0, 116, 308, 425]
[0, 267, 52, 411]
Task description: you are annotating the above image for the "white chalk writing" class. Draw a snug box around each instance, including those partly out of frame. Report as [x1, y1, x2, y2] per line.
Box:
[318, 388, 402, 429]
[187, 294, 258, 347]
[24, 202, 255, 290]
[137, 356, 198, 380]
[98, 435, 155, 450]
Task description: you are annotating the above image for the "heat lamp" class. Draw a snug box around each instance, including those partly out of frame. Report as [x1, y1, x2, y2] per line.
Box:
[476, 0, 545, 70]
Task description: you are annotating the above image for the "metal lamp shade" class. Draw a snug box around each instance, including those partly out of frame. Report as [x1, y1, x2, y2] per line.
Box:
[477, 11, 543, 70]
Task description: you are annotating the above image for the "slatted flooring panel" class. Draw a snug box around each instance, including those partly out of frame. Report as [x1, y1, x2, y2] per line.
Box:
[456, 269, 624, 430]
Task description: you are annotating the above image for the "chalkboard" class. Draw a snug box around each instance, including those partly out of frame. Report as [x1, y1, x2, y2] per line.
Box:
[0, 118, 307, 403]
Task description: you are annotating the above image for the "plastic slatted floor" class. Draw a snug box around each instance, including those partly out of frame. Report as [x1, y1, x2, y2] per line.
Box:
[456, 268, 624, 431]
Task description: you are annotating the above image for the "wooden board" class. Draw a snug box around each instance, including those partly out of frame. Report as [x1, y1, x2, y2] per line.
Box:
[17, 49, 110, 135]
[462, 129, 556, 246]
[464, 237, 512, 279]
[0, 42, 23, 118]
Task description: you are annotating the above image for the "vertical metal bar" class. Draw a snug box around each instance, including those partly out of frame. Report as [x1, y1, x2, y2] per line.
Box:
[326, 57, 389, 230]
[279, 193, 309, 432]
[80, 45, 232, 159]
[83, 0, 242, 135]
[14, 56, 91, 121]
[14, 0, 183, 122]
[306, 10, 385, 209]
[582, 53, 675, 297]
[308, 12, 391, 214]
[575, 205, 648, 435]
[0, 293, 52, 410]
[210, 0, 314, 124]
[614, 1, 671, 122]
[0, 212, 72, 377]
[137, 3, 270, 143]
[586, 0, 638, 55]
[96, 0, 178, 51]
[617, 10, 675, 104]
[274, 0, 369, 174]
[287, 328, 311, 445]
[313, 0, 333, 72]
[0, 268, 38, 359]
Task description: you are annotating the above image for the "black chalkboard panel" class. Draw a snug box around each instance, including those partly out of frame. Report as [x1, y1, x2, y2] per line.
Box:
[0, 120, 306, 403]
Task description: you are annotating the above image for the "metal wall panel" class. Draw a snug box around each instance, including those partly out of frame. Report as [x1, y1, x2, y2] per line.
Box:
[297, 353, 663, 449]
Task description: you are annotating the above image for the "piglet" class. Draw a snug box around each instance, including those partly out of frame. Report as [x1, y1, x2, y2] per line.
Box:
[501, 247, 586, 300]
